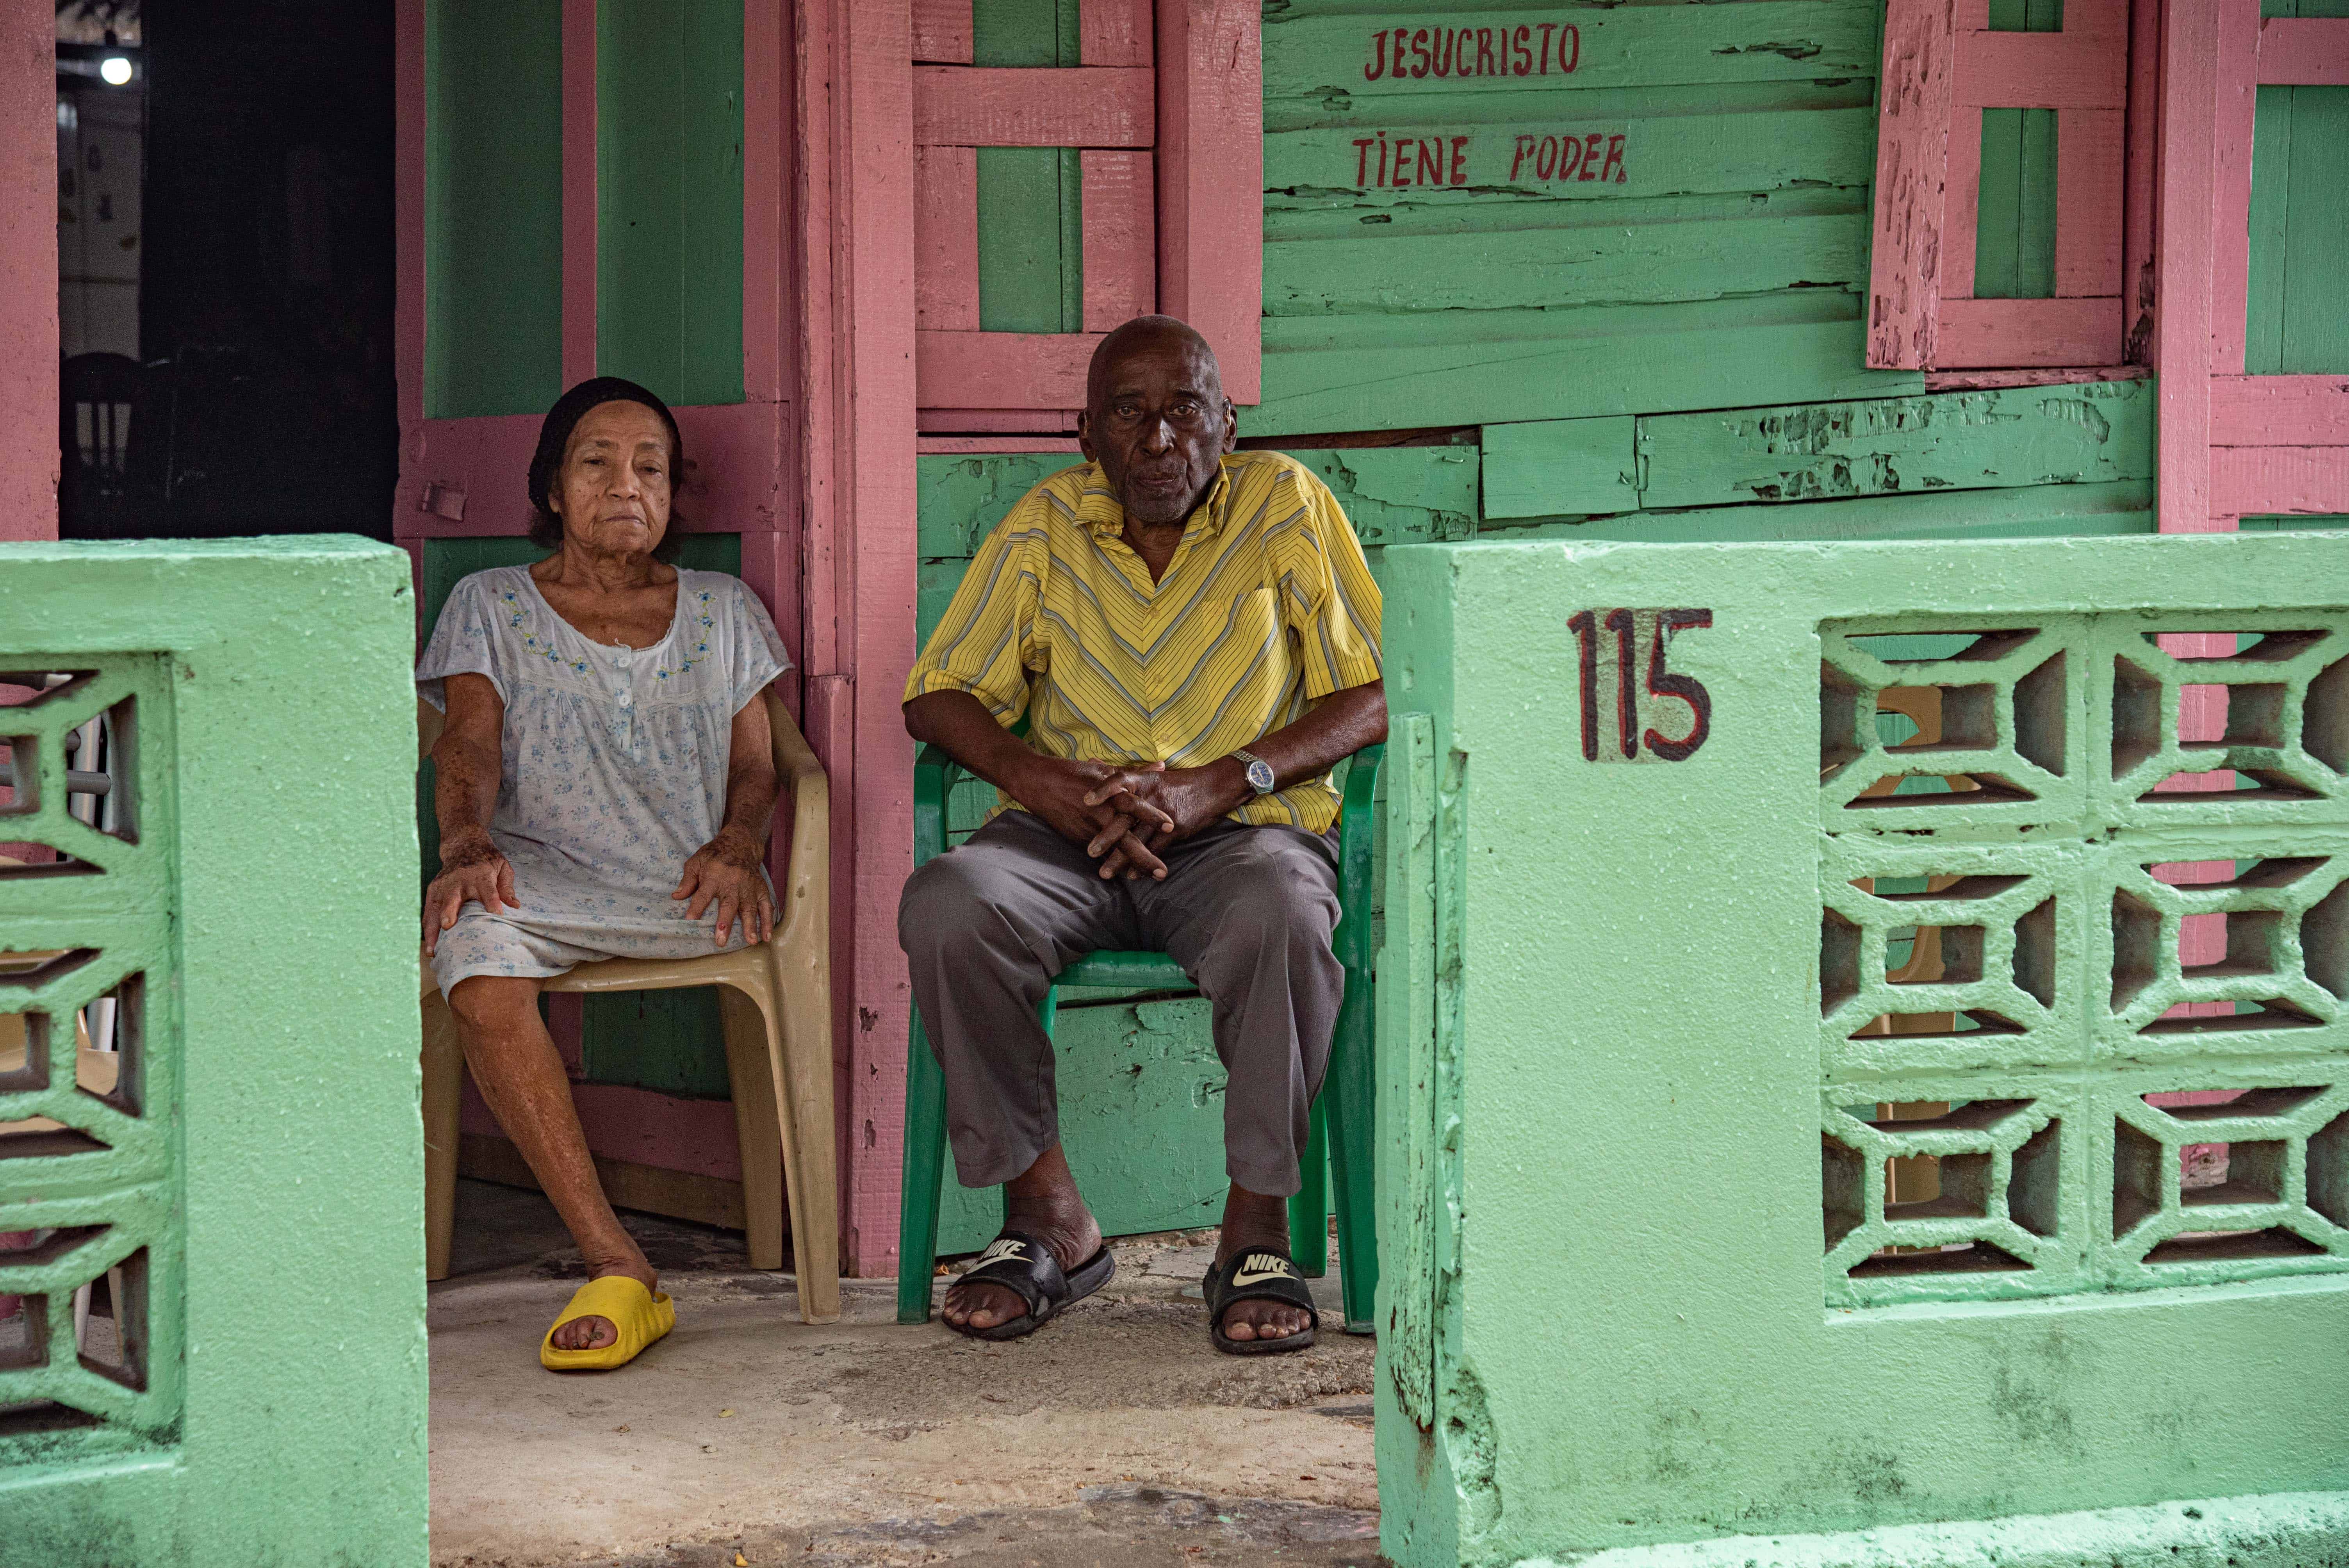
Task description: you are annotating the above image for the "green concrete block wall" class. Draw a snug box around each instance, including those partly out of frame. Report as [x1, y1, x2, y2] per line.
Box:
[0, 539, 424, 1567]
[1375, 532, 2349, 1568]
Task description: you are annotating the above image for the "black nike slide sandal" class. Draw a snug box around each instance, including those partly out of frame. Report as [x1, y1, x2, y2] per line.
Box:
[941, 1229, 1116, 1342]
[1203, 1245, 1320, 1356]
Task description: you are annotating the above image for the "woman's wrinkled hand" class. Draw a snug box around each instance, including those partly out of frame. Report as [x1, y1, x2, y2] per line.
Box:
[674, 828, 774, 946]
[423, 828, 518, 955]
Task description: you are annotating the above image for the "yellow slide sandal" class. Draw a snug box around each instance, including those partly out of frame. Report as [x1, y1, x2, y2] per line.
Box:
[540, 1275, 676, 1372]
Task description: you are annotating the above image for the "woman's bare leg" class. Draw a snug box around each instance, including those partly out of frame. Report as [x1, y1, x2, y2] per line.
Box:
[446, 975, 654, 1351]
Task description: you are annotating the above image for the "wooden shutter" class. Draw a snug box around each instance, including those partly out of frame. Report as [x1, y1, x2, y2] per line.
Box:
[1868, 0, 2130, 370]
[2156, 0, 2349, 530]
[912, 0, 1261, 427]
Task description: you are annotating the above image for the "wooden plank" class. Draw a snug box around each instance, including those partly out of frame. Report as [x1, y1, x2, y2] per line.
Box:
[1262, 3, 1881, 98]
[1867, 0, 1957, 369]
[1269, 213, 1865, 317]
[396, 401, 789, 539]
[2055, 109, 2125, 297]
[918, 408, 1081, 431]
[459, 1132, 748, 1231]
[2210, 376, 2349, 445]
[1082, 0, 1151, 65]
[2018, 106, 2059, 299]
[2123, 0, 2162, 362]
[975, 146, 1075, 332]
[1926, 364, 2147, 388]
[2211, 445, 2349, 516]
[2258, 17, 2349, 83]
[2209, 0, 2263, 375]
[913, 64, 1153, 146]
[1637, 380, 2153, 509]
[915, 146, 980, 331]
[395, 0, 425, 438]
[2155, 0, 2221, 531]
[913, 0, 975, 62]
[596, 0, 747, 406]
[1937, 295, 2120, 364]
[741, 0, 785, 402]
[1080, 150, 1154, 331]
[1158, 0, 1264, 404]
[561, 0, 597, 390]
[1497, 478, 2156, 543]
[1247, 306, 1919, 437]
[1943, 104, 1983, 301]
[1265, 108, 1878, 204]
[2244, 79, 2292, 376]
[1481, 417, 1638, 518]
[2278, 80, 2349, 374]
[918, 330, 1100, 408]
[1954, 31, 2128, 107]
[424, 0, 565, 419]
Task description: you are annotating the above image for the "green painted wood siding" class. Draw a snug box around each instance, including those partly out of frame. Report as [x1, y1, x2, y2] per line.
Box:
[1251, 0, 1919, 436]
[2247, 0, 2349, 374]
[416, 534, 743, 1100]
[971, 0, 1085, 334]
[597, 0, 747, 406]
[425, 0, 564, 419]
[1971, 0, 2063, 300]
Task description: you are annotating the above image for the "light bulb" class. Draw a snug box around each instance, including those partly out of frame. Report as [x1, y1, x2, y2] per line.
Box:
[99, 56, 132, 86]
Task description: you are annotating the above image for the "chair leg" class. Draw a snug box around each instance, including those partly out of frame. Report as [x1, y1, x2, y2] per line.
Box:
[419, 969, 463, 1284]
[770, 962, 841, 1326]
[1326, 962, 1378, 1333]
[717, 984, 788, 1272]
[896, 1006, 952, 1325]
[1290, 1098, 1330, 1277]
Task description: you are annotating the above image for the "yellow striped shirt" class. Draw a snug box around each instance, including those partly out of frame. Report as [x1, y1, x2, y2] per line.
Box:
[905, 450, 1384, 833]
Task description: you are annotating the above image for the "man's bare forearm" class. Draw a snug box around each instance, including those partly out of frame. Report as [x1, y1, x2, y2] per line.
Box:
[1190, 680, 1388, 818]
[904, 690, 1050, 801]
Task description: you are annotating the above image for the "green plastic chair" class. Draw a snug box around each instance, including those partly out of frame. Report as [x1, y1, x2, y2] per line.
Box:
[895, 742, 1383, 1333]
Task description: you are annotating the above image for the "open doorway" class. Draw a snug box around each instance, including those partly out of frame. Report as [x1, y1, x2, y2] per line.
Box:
[54, 0, 395, 542]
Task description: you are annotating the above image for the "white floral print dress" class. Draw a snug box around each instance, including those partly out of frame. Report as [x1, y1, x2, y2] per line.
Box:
[417, 565, 792, 997]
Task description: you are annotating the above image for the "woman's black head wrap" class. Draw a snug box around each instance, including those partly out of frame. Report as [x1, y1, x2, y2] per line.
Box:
[526, 376, 686, 559]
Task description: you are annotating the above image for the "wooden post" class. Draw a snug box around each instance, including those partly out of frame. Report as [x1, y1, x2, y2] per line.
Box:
[2, 0, 60, 538]
[1868, 0, 1957, 371]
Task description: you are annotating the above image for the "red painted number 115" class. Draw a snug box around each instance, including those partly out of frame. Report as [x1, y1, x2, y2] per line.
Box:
[1565, 607, 1714, 763]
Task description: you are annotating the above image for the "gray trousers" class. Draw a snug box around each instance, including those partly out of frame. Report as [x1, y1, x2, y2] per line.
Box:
[898, 808, 1343, 1197]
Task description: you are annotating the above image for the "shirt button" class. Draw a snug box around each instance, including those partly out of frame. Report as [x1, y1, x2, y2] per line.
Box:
[617, 691, 633, 707]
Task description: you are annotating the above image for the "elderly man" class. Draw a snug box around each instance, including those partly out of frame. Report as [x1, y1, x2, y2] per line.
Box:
[898, 316, 1385, 1355]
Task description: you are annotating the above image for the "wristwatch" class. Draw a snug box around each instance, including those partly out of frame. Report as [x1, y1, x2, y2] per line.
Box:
[1230, 748, 1277, 795]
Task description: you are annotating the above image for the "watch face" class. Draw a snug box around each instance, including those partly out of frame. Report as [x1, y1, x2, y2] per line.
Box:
[1245, 758, 1276, 793]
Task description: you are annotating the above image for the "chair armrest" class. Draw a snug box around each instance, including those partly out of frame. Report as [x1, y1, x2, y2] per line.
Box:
[762, 690, 831, 954]
[913, 743, 964, 868]
[1333, 742, 1383, 972]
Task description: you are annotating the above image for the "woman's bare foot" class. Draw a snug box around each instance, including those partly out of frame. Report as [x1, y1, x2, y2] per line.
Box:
[941, 1145, 1101, 1333]
[550, 1249, 659, 1351]
[1214, 1185, 1312, 1344]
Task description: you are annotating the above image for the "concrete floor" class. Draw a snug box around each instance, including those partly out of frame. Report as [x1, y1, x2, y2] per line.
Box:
[429, 1180, 1381, 1568]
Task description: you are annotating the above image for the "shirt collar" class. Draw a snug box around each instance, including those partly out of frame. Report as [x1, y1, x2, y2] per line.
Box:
[1078, 458, 1237, 538]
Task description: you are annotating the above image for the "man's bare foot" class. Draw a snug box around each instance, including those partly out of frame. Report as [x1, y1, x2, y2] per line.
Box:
[550, 1252, 659, 1352]
[942, 1145, 1102, 1333]
[1214, 1185, 1312, 1344]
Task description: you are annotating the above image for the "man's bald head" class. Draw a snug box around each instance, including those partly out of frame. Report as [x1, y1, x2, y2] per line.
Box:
[1085, 315, 1223, 409]
[1078, 315, 1238, 527]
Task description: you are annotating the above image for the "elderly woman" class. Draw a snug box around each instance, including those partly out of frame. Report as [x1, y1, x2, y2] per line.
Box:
[417, 376, 791, 1371]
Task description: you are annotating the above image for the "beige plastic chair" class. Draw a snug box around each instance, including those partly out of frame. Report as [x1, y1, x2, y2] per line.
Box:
[416, 690, 839, 1324]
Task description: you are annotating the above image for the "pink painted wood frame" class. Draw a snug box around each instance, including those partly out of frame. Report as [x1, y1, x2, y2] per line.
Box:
[790, 0, 918, 1274]
[1864, 0, 2130, 371]
[1157, 0, 1263, 404]
[2155, 0, 2349, 531]
[1867, 0, 1958, 370]
[911, 0, 1262, 428]
[913, 67, 1154, 146]
[0, 0, 57, 539]
[393, 3, 812, 1213]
